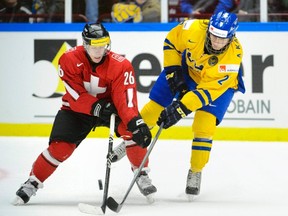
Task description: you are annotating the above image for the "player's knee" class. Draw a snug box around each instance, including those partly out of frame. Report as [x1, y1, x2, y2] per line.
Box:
[140, 100, 164, 128]
[47, 141, 76, 163]
[192, 110, 216, 138]
[126, 145, 148, 169]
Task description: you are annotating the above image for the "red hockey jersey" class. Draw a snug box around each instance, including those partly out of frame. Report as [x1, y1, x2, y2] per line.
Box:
[58, 45, 139, 126]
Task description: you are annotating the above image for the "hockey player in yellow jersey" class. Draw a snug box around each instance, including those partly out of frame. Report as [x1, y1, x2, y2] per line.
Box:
[111, 10, 245, 199]
[145, 10, 245, 199]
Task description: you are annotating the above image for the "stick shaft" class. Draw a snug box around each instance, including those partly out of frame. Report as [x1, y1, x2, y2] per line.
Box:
[107, 123, 164, 212]
[100, 114, 115, 213]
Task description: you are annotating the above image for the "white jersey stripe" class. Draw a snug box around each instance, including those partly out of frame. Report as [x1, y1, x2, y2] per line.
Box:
[63, 81, 79, 100]
[42, 149, 61, 166]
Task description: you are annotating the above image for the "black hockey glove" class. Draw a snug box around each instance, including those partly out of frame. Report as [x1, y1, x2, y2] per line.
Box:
[91, 99, 117, 122]
[157, 101, 192, 129]
[165, 67, 188, 98]
[127, 116, 152, 148]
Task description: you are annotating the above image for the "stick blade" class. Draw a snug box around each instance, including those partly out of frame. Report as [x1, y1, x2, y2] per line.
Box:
[106, 197, 121, 213]
[78, 203, 104, 215]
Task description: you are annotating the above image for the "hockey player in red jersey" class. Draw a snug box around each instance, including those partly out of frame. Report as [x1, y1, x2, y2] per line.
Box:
[13, 23, 156, 205]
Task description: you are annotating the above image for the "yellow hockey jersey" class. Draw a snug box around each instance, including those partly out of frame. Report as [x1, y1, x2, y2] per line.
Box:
[163, 19, 244, 112]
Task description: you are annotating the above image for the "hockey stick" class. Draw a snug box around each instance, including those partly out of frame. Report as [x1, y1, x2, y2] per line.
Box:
[100, 113, 116, 213]
[78, 113, 116, 215]
[106, 122, 164, 213]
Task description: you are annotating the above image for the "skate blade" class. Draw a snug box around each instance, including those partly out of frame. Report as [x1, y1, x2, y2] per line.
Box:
[78, 203, 104, 215]
[146, 193, 155, 204]
[187, 194, 196, 202]
[12, 196, 25, 206]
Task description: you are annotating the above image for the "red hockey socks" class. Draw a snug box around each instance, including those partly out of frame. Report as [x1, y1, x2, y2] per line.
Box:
[30, 141, 76, 182]
[126, 145, 148, 169]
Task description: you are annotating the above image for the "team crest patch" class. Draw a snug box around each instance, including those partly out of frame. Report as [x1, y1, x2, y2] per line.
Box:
[112, 53, 125, 62]
[208, 56, 218, 66]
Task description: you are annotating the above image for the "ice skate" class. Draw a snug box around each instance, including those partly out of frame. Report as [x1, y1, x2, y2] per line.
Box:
[12, 175, 43, 205]
[135, 167, 157, 203]
[185, 169, 201, 201]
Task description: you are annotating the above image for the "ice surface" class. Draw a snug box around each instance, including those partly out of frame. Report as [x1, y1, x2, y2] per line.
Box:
[1, 137, 288, 216]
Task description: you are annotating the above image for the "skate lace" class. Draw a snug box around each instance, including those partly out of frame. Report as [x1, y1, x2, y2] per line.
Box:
[187, 171, 201, 188]
[20, 181, 38, 197]
[137, 174, 153, 189]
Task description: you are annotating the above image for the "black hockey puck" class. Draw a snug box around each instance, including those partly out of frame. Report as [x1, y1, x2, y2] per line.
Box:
[98, 179, 103, 190]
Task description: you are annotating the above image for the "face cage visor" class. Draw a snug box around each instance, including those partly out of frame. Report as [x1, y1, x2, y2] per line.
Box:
[204, 32, 233, 55]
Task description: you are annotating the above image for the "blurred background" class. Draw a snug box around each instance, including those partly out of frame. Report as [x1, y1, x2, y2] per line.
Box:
[0, 0, 287, 142]
[1, 0, 287, 23]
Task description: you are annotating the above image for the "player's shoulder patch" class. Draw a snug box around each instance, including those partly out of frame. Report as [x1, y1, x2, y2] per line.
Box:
[182, 19, 196, 30]
[65, 47, 75, 54]
[111, 53, 126, 62]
